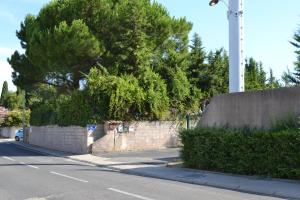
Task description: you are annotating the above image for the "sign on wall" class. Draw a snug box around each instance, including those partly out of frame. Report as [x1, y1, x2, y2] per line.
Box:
[87, 124, 97, 136]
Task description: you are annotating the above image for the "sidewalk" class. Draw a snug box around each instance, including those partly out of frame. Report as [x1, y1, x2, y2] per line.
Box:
[13, 141, 300, 200]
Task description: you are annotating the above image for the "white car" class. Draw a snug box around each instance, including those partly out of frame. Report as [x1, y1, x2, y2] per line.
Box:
[15, 129, 23, 141]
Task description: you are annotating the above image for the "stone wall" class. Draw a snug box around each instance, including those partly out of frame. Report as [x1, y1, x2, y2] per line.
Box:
[92, 121, 179, 153]
[27, 126, 95, 154]
[0, 127, 21, 138]
[199, 87, 300, 129]
[92, 124, 105, 141]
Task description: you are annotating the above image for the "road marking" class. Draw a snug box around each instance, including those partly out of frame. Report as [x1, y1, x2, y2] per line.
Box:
[108, 188, 155, 200]
[27, 164, 39, 169]
[50, 171, 88, 183]
[18, 161, 39, 169]
[2, 156, 15, 161]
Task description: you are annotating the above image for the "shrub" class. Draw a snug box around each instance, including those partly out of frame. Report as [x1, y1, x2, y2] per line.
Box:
[180, 127, 300, 179]
[139, 67, 170, 120]
[29, 84, 97, 126]
[29, 85, 58, 126]
[1, 109, 30, 127]
[56, 91, 94, 126]
[88, 67, 170, 120]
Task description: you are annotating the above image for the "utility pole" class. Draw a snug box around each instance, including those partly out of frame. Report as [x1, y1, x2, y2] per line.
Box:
[209, 0, 245, 93]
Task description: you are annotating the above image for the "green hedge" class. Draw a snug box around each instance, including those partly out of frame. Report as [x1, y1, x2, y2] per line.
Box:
[180, 127, 300, 179]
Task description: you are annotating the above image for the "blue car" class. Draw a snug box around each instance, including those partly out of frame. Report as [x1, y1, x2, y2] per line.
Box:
[15, 129, 23, 141]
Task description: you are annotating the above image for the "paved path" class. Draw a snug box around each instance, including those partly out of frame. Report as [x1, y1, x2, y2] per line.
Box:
[95, 148, 180, 164]
[0, 140, 283, 200]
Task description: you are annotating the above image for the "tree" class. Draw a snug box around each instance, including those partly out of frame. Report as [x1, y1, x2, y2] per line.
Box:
[244, 58, 268, 91]
[87, 68, 145, 120]
[187, 34, 207, 92]
[139, 67, 170, 119]
[284, 27, 300, 85]
[10, 0, 197, 122]
[0, 81, 8, 106]
[3, 92, 24, 110]
[266, 69, 280, 89]
[28, 84, 59, 125]
[9, 0, 192, 94]
[258, 63, 267, 88]
[281, 68, 294, 87]
[206, 48, 229, 97]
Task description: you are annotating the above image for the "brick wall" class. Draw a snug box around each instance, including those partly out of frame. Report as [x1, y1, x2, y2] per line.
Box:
[28, 126, 93, 154]
[0, 127, 21, 138]
[26, 121, 181, 154]
[92, 121, 180, 153]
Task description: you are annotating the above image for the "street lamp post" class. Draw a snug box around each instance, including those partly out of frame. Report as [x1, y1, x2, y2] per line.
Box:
[209, 0, 245, 93]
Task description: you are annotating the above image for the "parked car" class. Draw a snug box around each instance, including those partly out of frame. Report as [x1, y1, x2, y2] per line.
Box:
[15, 129, 23, 141]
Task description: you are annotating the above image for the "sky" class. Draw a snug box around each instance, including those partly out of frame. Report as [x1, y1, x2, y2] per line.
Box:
[0, 0, 300, 91]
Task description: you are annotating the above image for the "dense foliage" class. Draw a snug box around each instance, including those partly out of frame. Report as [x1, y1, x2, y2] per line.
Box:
[0, 81, 8, 106]
[8, 0, 191, 92]
[0, 109, 30, 127]
[180, 126, 300, 179]
[282, 26, 300, 86]
[28, 85, 94, 126]
[9, 0, 281, 126]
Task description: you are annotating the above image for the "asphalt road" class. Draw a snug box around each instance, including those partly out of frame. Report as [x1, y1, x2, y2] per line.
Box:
[0, 140, 282, 200]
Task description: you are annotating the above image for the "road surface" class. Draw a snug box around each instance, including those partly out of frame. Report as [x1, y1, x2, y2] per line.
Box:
[0, 140, 281, 200]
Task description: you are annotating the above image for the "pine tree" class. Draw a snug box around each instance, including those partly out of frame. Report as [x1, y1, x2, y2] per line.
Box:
[245, 58, 268, 91]
[0, 81, 8, 106]
[286, 27, 300, 84]
[267, 69, 280, 89]
[281, 68, 293, 87]
[245, 58, 259, 90]
[187, 33, 207, 92]
[258, 63, 267, 89]
[206, 48, 229, 97]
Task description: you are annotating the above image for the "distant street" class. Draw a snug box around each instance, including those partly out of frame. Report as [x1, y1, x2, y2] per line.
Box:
[0, 140, 281, 200]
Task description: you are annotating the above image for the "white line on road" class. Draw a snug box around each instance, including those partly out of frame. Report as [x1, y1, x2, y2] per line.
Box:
[108, 188, 155, 200]
[27, 164, 39, 169]
[2, 156, 15, 161]
[19, 161, 39, 169]
[50, 171, 88, 183]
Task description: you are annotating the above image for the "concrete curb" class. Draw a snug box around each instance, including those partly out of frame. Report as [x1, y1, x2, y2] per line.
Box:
[12, 142, 300, 200]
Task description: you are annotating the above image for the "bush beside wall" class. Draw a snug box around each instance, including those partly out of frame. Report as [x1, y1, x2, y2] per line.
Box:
[1, 109, 30, 127]
[180, 127, 300, 179]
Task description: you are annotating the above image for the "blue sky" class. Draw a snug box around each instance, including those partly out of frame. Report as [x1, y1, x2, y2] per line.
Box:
[0, 0, 300, 91]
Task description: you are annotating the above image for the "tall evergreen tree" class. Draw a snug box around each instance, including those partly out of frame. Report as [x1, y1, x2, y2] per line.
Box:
[281, 68, 294, 87]
[258, 63, 267, 88]
[206, 48, 229, 97]
[245, 58, 267, 91]
[188, 33, 206, 84]
[285, 27, 300, 84]
[187, 33, 208, 85]
[266, 69, 280, 89]
[0, 81, 8, 106]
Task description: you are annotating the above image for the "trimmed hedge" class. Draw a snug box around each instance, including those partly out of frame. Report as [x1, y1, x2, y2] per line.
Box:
[180, 127, 300, 179]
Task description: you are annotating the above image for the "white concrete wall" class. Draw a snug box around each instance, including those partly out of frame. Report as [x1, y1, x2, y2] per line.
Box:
[28, 126, 92, 154]
[92, 121, 180, 153]
[0, 127, 21, 138]
[200, 87, 300, 129]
